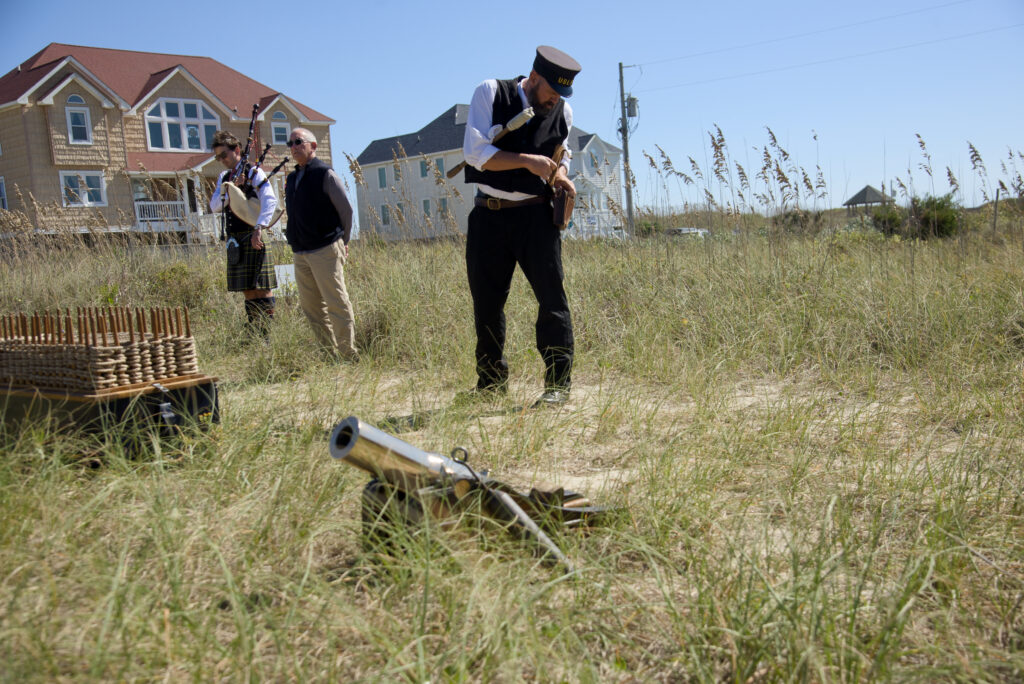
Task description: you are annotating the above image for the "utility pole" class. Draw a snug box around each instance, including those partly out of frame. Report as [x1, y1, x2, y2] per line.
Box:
[618, 62, 635, 235]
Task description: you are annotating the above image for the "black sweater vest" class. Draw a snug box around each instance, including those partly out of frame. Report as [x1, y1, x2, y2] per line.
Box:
[463, 77, 568, 196]
[284, 157, 344, 252]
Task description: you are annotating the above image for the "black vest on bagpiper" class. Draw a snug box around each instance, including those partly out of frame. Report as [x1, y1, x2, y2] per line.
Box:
[463, 77, 568, 197]
[284, 157, 344, 252]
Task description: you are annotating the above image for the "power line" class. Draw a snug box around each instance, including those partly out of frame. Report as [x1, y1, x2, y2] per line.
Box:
[629, 0, 976, 69]
[637, 22, 1024, 94]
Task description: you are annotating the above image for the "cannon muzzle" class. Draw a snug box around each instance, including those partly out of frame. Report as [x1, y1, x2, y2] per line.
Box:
[329, 416, 476, 492]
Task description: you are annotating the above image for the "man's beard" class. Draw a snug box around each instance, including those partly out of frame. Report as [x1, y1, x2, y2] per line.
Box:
[527, 89, 556, 116]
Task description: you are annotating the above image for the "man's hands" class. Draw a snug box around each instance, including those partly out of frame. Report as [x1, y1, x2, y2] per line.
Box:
[483, 151, 561, 181]
[251, 226, 264, 249]
[522, 153, 560, 181]
[551, 166, 575, 196]
[482, 151, 575, 196]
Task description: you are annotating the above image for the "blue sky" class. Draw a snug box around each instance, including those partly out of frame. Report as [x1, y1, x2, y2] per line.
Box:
[3, 0, 1022, 214]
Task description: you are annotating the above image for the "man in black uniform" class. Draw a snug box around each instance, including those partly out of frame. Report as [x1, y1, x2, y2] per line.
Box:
[461, 46, 581, 406]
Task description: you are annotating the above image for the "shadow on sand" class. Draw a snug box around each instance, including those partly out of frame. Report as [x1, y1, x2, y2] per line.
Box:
[379, 401, 535, 434]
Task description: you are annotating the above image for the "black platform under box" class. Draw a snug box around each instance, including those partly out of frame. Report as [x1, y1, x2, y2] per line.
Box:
[1, 374, 220, 435]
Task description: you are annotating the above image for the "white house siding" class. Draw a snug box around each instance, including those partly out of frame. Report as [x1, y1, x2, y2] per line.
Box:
[356, 150, 470, 241]
[566, 138, 624, 238]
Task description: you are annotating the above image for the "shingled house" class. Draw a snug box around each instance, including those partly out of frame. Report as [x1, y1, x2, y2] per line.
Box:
[354, 105, 624, 241]
[0, 43, 334, 240]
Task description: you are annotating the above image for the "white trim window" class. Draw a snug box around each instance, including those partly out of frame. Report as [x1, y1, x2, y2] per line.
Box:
[65, 94, 92, 145]
[271, 111, 290, 145]
[435, 157, 444, 176]
[422, 199, 430, 215]
[380, 204, 390, 225]
[378, 167, 386, 189]
[145, 98, 219, 151]
[60, 171, 107, 207]
[0, 176, 7, 210]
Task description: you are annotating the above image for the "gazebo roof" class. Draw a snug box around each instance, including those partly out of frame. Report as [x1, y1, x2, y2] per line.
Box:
[843, 185, 888, 206]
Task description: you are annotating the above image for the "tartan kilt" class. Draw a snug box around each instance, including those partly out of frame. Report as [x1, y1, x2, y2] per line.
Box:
[226, 233, 277, 292]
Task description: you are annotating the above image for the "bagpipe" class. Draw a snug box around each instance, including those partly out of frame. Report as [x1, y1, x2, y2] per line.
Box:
[220, 104, 288, 230]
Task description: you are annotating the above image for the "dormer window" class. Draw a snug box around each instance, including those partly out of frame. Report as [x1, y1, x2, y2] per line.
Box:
[66, 94, 92, 145]
[271, 111, 290, 145]
[145, 98, 219, 151]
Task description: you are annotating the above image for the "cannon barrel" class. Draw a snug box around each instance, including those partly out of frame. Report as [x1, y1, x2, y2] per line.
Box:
[330, 416, 476, 492]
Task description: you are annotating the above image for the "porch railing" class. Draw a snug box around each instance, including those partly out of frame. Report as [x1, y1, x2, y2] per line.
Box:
[130, 201, 281, 244]
[134, 200, 187, 224]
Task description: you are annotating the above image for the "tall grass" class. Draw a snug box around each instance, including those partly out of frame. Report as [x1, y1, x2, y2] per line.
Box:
[2, 143, 1024, 680]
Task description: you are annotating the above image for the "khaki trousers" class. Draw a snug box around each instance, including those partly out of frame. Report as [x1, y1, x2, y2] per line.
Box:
[293, 239, 356, 359]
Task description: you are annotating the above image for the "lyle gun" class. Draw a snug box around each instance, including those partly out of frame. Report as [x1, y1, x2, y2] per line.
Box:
[329, 416, 609, 572]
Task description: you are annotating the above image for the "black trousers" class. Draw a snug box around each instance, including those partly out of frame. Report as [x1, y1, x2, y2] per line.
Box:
[466, 201, 573, 390]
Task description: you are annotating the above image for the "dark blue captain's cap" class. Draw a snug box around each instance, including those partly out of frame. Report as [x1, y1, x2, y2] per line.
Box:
[533, 45, 581, 97]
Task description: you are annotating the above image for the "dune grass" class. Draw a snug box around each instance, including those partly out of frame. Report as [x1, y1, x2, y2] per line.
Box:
[1, 214, 1023, 681]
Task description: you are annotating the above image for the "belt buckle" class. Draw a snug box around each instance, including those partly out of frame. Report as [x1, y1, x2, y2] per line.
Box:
[486, 197, 502, 210]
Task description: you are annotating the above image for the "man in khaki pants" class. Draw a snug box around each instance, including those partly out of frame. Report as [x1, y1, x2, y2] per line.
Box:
[283, 127, 358, 360]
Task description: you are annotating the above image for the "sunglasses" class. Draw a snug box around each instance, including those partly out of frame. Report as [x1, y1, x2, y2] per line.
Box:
[214, 150, 230, 161]
[286, 139, 309, 148]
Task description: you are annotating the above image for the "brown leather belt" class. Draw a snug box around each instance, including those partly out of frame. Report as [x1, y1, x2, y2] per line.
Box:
[474, 195, 547, 210]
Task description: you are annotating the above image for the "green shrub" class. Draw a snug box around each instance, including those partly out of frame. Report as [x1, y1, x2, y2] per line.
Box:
[634, 219, 661, 237]
[150, 261, 216, 309]
[908, 194, 961, 239]
[871, 204, 904, 235]
[773, 208, 826, 235]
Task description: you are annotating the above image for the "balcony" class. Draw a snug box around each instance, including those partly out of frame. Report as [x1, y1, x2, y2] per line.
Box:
[134, 200, 187, 231]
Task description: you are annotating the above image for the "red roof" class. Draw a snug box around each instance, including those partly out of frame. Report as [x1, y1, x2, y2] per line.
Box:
[0, 43, 332, 123]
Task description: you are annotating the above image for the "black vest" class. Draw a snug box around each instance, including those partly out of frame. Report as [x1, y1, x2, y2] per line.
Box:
[463, 77, 568, 196]
[284, 157, 344, 252]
